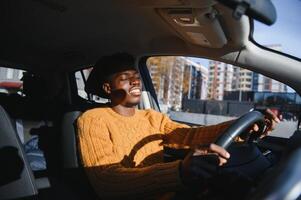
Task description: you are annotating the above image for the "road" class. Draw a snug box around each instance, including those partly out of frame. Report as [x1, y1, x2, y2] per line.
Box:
[170, 111, 298, 138]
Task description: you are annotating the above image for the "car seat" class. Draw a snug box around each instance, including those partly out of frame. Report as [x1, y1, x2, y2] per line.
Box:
[61, 110, 99, 200]
[0, 105, 38, 199]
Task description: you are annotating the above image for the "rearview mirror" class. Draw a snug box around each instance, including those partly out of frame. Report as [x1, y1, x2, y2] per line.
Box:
[216, 0, 277, 25]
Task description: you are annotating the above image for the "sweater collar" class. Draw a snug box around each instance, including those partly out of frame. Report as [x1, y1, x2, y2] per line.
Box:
[105, 107, 140, 120]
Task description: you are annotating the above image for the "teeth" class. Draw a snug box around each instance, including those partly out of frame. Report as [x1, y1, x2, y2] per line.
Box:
[129, 89, 141, 94]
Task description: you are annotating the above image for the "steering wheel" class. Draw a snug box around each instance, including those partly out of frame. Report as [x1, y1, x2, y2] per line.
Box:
[214, 110, 301, 199]
[215, 111, 266, 149]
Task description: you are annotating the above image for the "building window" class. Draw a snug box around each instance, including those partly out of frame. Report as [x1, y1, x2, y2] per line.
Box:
[0, 67, 25, 95]
[6, 68, 14, 79]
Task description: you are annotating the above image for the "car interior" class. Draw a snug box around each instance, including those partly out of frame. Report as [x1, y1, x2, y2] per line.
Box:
[0, 0, 301, 199]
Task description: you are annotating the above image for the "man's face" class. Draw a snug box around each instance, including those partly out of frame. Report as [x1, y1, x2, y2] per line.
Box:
[103, 69, 142, 107]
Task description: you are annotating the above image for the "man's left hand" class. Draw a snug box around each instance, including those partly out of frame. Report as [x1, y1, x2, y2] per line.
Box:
[250, 109, 280, 138]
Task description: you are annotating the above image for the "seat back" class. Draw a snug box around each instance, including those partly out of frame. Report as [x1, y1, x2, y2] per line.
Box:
[61, 111, 82, 168]
[61, 110, 99, 199]
[0, 105, 38, 199]
[61, 102, 107, 168]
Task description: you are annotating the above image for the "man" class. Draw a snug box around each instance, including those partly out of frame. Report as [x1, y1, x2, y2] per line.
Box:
[77, 53, 279, 199]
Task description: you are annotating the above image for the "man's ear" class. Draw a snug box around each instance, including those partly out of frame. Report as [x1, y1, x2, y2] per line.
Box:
[102, 83, 111, 95]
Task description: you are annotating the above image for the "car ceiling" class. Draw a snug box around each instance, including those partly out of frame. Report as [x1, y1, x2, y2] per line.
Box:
[0, 0, 248, 71]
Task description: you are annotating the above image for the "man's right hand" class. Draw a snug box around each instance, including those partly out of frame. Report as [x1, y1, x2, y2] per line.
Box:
[180, 143, 230, 186]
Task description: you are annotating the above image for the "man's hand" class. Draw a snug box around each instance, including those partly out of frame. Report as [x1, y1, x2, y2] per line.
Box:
[180, 143, 230, 186]
[250, 108, 280, 138]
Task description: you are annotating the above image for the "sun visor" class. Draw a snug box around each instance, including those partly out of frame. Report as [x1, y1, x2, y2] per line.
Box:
[158, 7, 227, 48]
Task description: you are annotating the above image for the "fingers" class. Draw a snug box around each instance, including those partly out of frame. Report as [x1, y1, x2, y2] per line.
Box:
[208, 143, 230, 159]
[208, 144, 230, 166]
[251, 124, 259, 132]
[209, 144, 229, 166]
[193, 144, 230, 158]
[264, 109, 280, 134]
[217, 156, 228, 166]
[193, 150, 227, 166]
[267, 118, 276, 131]
[193, 148, 207, 156]
[266, 109, 281, 123]
[252, 109, 281, 139]
[193, 144, 230, 166]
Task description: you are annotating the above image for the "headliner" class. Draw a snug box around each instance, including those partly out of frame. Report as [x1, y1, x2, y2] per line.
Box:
[0, 0, 247, 71]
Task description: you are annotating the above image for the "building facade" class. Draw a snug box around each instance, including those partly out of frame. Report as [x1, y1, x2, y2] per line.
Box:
[147, 56, 208, 110]
[207, 61, 235, 100]
[183, 59, 208, 100]
[252, 44, 287, 93]
[0, 67, 24, 82]
[238, 68, 253, 91]
[0, 67, 24, 94]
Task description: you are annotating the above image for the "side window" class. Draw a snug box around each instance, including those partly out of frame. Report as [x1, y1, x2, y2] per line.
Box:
[146, 56, 301, 138]
[75, 68, 109, 103]
[0, 66, 25, 95]
[75, 68, 91, 100]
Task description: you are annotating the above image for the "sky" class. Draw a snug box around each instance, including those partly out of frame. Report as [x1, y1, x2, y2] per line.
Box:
[254, 0, 301, 58]
[190, 0, 301, 66]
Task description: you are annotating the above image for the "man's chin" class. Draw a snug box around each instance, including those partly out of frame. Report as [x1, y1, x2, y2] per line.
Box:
[125, 98, 141, 107]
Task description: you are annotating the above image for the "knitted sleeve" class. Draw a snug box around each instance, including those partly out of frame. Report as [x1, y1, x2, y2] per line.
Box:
[161, 114, 233, 149]
[77, 114, 184, 199]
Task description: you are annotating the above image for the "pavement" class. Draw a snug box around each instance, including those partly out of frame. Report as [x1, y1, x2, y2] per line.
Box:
[170, 111, 298, 138]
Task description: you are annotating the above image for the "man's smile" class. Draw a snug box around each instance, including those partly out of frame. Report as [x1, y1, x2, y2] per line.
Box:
[129, 87, 141, 96]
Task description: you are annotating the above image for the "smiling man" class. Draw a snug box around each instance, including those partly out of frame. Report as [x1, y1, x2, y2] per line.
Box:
[77, 53, 279, 200]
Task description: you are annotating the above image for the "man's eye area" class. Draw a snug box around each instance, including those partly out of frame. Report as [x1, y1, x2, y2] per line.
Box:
[119, 75, 141, 81]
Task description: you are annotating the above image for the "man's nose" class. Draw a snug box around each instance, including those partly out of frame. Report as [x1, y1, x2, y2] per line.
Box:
[130, 77, 140, 85]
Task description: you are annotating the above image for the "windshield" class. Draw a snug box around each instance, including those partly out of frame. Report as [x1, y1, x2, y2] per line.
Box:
[253, 0, 301, 59]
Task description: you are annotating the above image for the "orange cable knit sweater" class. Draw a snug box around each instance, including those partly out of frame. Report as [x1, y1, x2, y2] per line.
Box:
[77, 107, 232, 199]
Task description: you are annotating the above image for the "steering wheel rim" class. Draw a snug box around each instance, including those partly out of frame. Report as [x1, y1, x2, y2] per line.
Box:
[215, 111, 265, 149]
